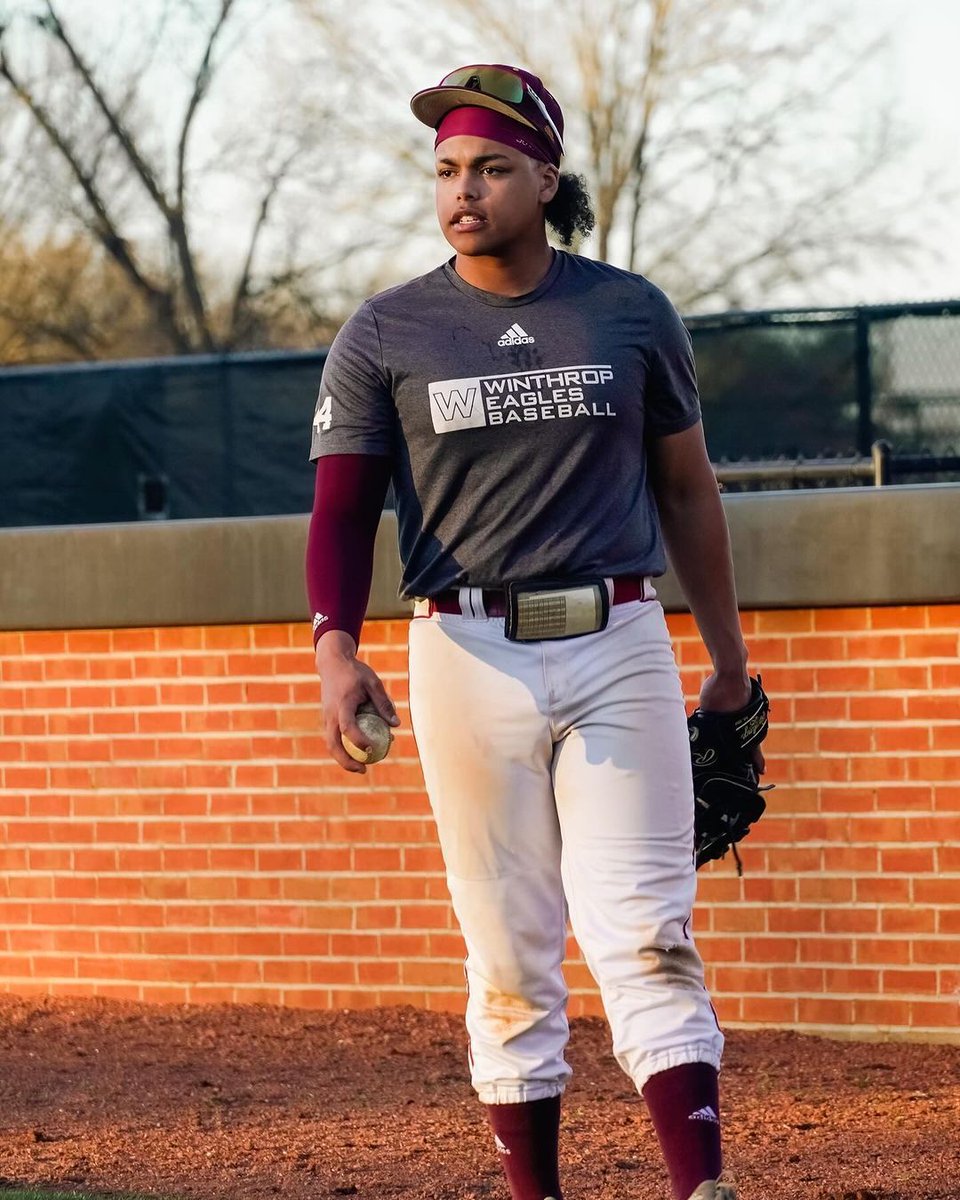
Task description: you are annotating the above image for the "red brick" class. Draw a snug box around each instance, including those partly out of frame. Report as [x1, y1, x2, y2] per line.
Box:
[755, 611, 814, 634]
[788, 635, 849, 662]
[871, 664, 929, 690]
[767, 727, 817, 755]
[881, 908, 934, 934]
[911, 939, 960, 964]
[909, 1000, 960, 1028]
[793, 695, 848, 722]
[357, 960, 401, 986]
[65, 630, 112, 653]
[739, 995, 797, 1024]
[907, 756, 960, 782]
[849, 696, 906, 722]
[111, 629, 158, 652]
[742, 937, 799, 963]
[818, 727, 873, 753]
[850, 816, 908, 842]
[855, 878, 911, 904]
[203, 627, 251, 650]
[931, 663, 960, 688]
[932, 726, 960, 750]
[25, 686, 68, 709]
[822, 847, 878, 873]
[796, 997, 856, 1026]
[816, 665, 873, 691]
[798, 939, 853, 964]
[740, 877, 798, 904]
[936, 907, 960, 936]
[908, 695, 960, 720]
[2, 659, 44, 682]
[813, 608, 871, 632]
[823, 967, 879, 993]
[904, 631, 959, 657]
[824, 908, 878, 934]
[881, 968, 939, 994]
[401, 960, 465, 988]
[710, 906, 766, 933]
[914, 877, 960, 904]
[924, 605, 960, 627]
[850, 757, 907, 782]
[855, 939, 911, 966]
[696, 874, 743, 904]
[796, 873, 849, 902]
[768, 966, 823, 993]
[876, 725, 932, 752]
[881, 847, 935, 873]
[794, 757, 849, 783]
[847, 634, 905, 659]
[852, 998, 911, 1026]
[869, 606, 927, 630]
[819, 788, 876, 813]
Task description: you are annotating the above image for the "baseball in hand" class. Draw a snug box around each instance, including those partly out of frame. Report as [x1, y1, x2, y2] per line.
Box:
[342, 701, 393, 764]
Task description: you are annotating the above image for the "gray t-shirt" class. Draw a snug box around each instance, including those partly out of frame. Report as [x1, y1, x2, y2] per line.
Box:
[309, 251, 700, 599]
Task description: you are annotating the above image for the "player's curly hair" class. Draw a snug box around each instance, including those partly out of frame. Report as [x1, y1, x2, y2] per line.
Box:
[545, 172, 596, 247]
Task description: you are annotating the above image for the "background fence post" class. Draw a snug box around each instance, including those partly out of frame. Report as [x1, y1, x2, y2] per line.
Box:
[871, 439, 892, 485]
[855, 308, 873, 455]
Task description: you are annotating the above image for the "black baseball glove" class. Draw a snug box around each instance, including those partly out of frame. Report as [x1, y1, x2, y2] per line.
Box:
[688, 675, 772, 874]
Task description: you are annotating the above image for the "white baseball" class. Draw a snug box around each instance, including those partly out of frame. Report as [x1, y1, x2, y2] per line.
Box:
[342, 701, 393, 764]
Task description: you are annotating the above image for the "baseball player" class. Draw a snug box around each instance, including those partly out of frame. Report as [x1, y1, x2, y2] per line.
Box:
[306, 64, 752, 1200]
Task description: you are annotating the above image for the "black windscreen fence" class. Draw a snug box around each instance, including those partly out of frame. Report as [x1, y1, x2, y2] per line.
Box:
[2, 301, 958, 527]
[0, 350, 327, 527]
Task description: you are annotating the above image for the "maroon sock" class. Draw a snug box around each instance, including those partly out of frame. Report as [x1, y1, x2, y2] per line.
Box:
[642, 1062, 723, 1200]
[486, 1095, 563, 1200]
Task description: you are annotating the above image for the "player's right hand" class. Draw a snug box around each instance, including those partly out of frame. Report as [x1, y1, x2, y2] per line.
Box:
[315, 631, 399, 773]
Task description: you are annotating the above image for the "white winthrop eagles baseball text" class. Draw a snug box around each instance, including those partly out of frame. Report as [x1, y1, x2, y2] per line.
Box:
[429, 364, 617, 433]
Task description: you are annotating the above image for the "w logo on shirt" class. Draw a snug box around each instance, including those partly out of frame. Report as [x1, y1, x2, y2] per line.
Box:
[429, 376, 487, 434]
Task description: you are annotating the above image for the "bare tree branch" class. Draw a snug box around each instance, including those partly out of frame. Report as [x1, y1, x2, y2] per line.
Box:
[0, 40, 188, 351]
[176, 0, 235, 217]
[41, 1, 216, 349]
[226, 148, 299, 347]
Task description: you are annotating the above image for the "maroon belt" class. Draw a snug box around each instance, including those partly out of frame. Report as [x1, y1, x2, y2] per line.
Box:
[426, 576, 649, 618]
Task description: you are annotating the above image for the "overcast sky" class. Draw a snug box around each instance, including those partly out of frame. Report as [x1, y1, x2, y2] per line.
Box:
[7, 0, 959, 307]
[859, 0, 960, 300]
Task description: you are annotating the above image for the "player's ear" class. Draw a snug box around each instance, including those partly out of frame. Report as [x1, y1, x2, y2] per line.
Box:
[538, 162, 560, 204]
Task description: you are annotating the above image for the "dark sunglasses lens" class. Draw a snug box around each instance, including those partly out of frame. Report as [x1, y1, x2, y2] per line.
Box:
[440, 67, 524, 103]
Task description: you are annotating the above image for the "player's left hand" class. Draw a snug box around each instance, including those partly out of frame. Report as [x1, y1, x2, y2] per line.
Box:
[689, 673, 772, 872]
[697, 669, 765, 775]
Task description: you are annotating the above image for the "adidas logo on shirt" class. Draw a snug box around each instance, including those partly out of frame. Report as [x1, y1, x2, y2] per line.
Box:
[497, 322, 535, 346]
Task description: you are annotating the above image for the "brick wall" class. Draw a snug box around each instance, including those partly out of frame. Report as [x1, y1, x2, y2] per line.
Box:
[0, 606, 958, 1039]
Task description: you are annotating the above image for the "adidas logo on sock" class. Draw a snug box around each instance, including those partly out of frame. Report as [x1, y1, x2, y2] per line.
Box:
[494, 1134, 511, 1155]
[497, 322, 534, 346]
[688, 1104, 719, 1123]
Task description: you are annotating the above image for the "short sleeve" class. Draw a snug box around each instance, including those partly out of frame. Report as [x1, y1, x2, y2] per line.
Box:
[644, 293, 701, 437]
[309, 302, 395, 461]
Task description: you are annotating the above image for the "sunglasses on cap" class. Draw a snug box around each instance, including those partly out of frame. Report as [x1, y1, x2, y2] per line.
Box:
[438, 65, 565, 155]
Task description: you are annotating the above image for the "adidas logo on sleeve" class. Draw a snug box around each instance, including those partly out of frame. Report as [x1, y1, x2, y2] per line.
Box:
[497, 323, 535, 346]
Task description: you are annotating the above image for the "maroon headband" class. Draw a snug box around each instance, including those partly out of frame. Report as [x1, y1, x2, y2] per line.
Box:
[435, 106, 559, 167]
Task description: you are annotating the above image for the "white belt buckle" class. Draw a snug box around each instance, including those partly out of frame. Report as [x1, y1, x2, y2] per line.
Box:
[505, 580, 609, 641]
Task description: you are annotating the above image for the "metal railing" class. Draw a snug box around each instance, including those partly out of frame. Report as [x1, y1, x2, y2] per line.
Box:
[714, 441, 960, 488]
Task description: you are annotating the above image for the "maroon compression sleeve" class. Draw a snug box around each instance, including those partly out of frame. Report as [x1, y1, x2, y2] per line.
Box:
[305, 454, 392, 648]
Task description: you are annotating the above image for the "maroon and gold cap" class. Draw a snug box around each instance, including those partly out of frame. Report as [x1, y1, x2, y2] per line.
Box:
[411, 63, 564, 165]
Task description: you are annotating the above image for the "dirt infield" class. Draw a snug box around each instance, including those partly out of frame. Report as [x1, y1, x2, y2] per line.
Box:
[0, 996, 957, 1200]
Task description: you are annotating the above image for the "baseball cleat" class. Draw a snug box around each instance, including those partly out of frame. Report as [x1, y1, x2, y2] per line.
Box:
[687, 1181, 737, 1200]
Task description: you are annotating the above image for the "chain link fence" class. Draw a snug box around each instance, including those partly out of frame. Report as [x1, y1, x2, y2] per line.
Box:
[688, 300, 960, 468]
[1, 301, 958, 526]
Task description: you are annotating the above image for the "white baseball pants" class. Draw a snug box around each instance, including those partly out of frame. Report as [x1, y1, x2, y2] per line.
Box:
[408, 593, 723, 1105]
